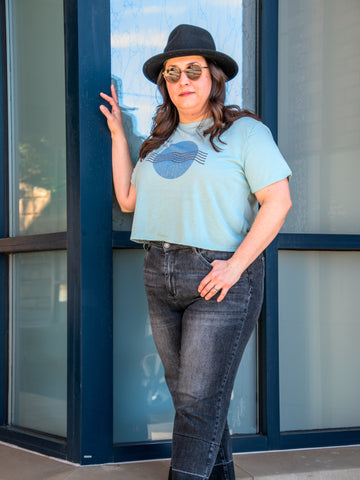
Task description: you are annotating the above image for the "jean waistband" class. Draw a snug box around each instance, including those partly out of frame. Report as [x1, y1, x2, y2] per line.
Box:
[145, 241, 195, 251]
[144, 241, 241, 255]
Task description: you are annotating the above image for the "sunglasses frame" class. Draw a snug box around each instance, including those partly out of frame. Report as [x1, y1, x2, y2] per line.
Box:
[162, 63, 209, 84]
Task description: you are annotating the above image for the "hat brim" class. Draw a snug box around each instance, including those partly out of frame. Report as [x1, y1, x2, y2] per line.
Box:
[143, 48, 238, 84]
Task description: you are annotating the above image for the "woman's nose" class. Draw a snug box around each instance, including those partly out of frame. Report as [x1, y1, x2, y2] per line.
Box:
[179, 71, 190, 85]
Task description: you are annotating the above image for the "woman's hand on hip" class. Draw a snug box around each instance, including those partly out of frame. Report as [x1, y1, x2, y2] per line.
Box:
[198, 259, 242, 303]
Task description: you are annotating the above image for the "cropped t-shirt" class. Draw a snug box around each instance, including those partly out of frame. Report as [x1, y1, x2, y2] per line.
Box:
[130, 116, 291, 252]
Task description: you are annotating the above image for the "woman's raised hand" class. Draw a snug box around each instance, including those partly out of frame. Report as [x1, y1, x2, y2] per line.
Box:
[99, 84, 136, 213]
[99, 84, 125, 138]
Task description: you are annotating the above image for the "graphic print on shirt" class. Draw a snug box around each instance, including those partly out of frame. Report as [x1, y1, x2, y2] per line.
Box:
[146, 141, 207, 179]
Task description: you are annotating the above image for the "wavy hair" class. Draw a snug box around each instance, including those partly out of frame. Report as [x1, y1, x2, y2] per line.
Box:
[139, 60, 260, 160]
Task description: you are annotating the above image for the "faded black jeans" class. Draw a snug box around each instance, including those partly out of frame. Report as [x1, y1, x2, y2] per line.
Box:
[143, 242, 264, 480]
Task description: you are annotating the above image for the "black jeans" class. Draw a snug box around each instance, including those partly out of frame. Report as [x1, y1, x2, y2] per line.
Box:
[143, 242, 264, 480]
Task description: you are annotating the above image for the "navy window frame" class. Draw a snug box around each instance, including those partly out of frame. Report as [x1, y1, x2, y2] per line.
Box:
[0, 0, 113, 465]
[259, 0, 360, 453]
[0, 0, 359, 466]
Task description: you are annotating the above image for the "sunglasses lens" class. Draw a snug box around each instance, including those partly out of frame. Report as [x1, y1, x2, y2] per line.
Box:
[164, 67, 181, 83]
[185, 64, 202, 80]
[163, 64, 204, 83]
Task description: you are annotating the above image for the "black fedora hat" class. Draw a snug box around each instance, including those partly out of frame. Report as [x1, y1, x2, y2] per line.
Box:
[143, 24, 238, 84]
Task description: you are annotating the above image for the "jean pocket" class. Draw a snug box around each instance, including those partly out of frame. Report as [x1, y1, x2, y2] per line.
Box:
[193, 248, 233, 270]
[192, 248, 213, 269]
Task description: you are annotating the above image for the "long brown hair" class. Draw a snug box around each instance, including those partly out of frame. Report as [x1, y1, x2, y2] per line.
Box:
[139, 60, 260, 160]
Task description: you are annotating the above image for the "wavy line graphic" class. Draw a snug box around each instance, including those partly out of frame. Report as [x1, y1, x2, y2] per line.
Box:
[147, 141, 207, 179]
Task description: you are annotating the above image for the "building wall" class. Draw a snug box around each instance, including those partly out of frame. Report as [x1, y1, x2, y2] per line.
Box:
[0, 0, 359, 465]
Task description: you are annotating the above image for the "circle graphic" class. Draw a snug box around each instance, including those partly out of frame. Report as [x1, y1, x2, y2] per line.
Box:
[150, 141, 203, 179]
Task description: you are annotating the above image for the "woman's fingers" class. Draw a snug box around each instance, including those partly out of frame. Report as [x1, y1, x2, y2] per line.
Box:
[99, 104, 111, 119]
[201, 281, 224, 301]
[100, 91, 113, 104]
[99, 87, 125, 136]
[198, 259, 241, 303]
[111, 83, 119, 104]
[198, 272, 224, 301]
[100, 86, 120, 112]
[216, 286, 230, 303]
[204, 284, 221, 301]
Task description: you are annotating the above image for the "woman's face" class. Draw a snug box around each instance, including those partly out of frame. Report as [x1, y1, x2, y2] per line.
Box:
[164, 55, 212, 123]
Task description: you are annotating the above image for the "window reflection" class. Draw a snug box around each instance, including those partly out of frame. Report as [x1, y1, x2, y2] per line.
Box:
[113, 250, 174, 443]
[110, 0, 256, 232]
[10, 251, 67, 437]
[279, 251, 360, 431]
[17, 136, 65, 234]
[6, 0, 66, 236]
[111, 0, 258, 443]
[278, 0, 360, 234]
[111, 75, 145, 231]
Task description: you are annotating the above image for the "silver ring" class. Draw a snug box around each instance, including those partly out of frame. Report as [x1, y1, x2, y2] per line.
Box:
[212, 288, 218, 293]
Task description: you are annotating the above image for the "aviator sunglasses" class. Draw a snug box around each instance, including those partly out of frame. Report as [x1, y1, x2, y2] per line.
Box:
[163, 63, 209, 83]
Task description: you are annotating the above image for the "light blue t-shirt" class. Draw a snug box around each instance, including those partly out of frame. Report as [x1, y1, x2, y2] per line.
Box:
[130, 116, 291, 252]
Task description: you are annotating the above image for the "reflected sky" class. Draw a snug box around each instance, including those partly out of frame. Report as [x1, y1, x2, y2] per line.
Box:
[110, 0, 244, 137]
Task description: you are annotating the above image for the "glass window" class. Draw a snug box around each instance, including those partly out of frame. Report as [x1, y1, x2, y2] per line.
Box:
[113, 250, 173, 443]
[278, 0, 360, 234]
[228, 331, 258, 435]
[110, 0, 257, 232]
[279, 251, 360, 431]
[6, 0, 66, 236]
[113, 250, 257, 443]
[111, 0, 258, 443]
[9, 251, 67, 437]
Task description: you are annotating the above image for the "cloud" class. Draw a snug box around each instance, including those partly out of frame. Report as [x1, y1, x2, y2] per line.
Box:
[111, 2, 184, 16]
[206, 0, 242, 5]
[111, 31, 167, 49]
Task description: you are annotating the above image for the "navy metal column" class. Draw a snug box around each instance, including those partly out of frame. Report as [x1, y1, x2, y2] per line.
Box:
[65, 0, 113, 465]
[0, 0, 7, 430]
[258, 0, 281, 451]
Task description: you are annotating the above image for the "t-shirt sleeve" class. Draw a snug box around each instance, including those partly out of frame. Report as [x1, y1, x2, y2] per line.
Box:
[243, 122, 292, 193]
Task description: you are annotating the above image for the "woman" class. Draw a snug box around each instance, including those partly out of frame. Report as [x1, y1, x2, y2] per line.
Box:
[100, 24, 291, 480]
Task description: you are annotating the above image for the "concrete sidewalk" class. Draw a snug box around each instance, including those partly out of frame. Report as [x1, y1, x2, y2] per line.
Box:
[1, 441, 360, 479]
